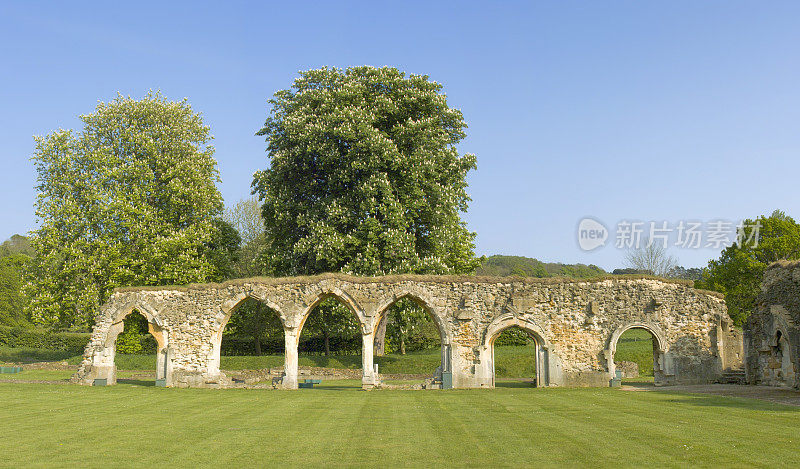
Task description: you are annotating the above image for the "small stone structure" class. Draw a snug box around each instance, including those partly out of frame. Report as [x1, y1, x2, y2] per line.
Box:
[616, 361, 639, 378]
[745, 261, 800, 389]
[72, 274, 741, 389]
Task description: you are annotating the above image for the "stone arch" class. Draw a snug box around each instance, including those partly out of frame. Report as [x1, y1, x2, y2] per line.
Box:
[207, 292, 289, 380]
[97, 300, 169, 385]
[214, 291, 288, 351]
[605, 322, 667, 385]
[296, 288, 367, 334]
[482, 310, 551, 387]
[371, 289, 452, 387]
[372, 289, 450, 344]
[607, 322, 667, 354]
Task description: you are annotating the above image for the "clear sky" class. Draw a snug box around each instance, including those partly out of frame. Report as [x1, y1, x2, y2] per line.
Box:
[1, 1, 798, 270]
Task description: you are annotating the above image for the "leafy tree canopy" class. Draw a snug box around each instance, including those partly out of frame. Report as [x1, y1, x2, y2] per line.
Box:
[253, 66, 480, 277]
[25, 92, 225, 329]
[0, 253, 32, 327]
[695, 210, 800, 326]
[0, 234, 34, 258]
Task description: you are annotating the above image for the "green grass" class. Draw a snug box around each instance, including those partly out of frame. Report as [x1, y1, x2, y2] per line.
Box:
[3, 341, 655, 379]
[615, 328, 655, 376]
[0, 370, 148, 382]
[494, 345, 536, 377]
[0, 369, 73, 381]
[0, 381, 797, 467]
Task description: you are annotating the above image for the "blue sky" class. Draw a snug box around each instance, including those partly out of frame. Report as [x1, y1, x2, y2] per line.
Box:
[1, 1, 798, 270]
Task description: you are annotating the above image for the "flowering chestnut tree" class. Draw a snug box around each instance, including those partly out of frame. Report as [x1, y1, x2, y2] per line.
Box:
[26, 92, 225, 328]
[253, 66, 480, 277]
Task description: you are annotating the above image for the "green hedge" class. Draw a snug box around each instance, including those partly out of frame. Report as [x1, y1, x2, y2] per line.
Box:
[0, 326, 90, 355]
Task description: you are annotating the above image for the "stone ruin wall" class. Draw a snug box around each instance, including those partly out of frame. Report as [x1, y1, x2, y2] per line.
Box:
[72, 274, 738, 389]
[745, 261, 800, 389]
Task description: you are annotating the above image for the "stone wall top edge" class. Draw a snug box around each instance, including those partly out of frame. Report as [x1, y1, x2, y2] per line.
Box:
[108, 273, 721, 298]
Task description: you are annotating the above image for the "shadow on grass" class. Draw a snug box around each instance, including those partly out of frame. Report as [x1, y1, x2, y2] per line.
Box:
[622, 380, 656, 389]
[300, 355, 362, 369]
[652, 391, 800, 412]
[495, 380, 536, 389]
[0, 347, 78, 364]
[117, 379, 155, 387]
[301, 379, 364, 391]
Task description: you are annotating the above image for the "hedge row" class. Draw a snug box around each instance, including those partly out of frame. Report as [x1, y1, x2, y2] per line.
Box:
[220, 335, 363, 356]
[0, 326, 90, 354]
[220, 333, 442, 356]
[0, 326, 467, 357]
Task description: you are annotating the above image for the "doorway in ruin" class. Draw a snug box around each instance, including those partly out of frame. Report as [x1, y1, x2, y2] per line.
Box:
[295, 293, 364, 387]
[373, 294, 449, 389]
[608, 324, 666, 385]
[106, 309, 167, 386]
[490, 326, 538, 387]
[773, 331, 796, 387]
[487, 325, 544, 388]
[214, 297, 285, 383]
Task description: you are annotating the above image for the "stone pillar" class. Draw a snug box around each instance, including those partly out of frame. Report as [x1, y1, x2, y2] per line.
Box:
[362, 330, 377, 389]
[156, 348, 167, 380]
[283, 328, 299, 389]
[474, 343, 497, 388]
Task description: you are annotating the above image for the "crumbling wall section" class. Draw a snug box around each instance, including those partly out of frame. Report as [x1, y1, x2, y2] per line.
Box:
[745, 261, 800, 389]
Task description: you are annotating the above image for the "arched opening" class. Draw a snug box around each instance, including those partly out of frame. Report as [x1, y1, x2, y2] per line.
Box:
[491, 326, 538, 388]
[373, 294, 448, 389]
[295, 294, 364, 388]
[487, 325, 543, 388]
[614, 328, 656, 381]
[607, 324, 666, 386]
[773, 331, 796, 387]
[217, 297, 285, 384]
[105, 309, 167, 386]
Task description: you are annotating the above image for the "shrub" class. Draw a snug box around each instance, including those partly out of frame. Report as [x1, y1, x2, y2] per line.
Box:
[0, 325, 90, 354]
[494, 327, 533, 346]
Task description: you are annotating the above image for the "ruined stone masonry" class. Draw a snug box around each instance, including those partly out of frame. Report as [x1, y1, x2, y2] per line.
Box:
[745, 261, 800, 389]
[72, 274, 741, 389]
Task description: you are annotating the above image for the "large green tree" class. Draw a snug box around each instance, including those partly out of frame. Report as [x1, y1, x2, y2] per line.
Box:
[695, 210, 800, 326]
[253, 66, 480, 277]
[253, 66, 479, 355]
[25, 92, 225, 329]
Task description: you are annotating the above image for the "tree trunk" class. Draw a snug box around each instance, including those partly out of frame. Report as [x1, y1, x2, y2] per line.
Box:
[323, 327, 330, 356]
[254, 335, 262, 356]
[374, 314, 387, 356]
[400, 335, 406, 355]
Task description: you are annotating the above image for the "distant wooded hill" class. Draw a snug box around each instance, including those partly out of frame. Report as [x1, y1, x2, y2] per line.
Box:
[476, 255, 606, 278]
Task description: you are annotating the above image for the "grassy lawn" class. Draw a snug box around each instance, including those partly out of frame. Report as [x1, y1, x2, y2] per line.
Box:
[3, 340, 653, 379]
[0, 369, 73, 381]
[74, 346, 542, 377]
[615, 328, 655, 376]
[0, 381, 797, 467]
